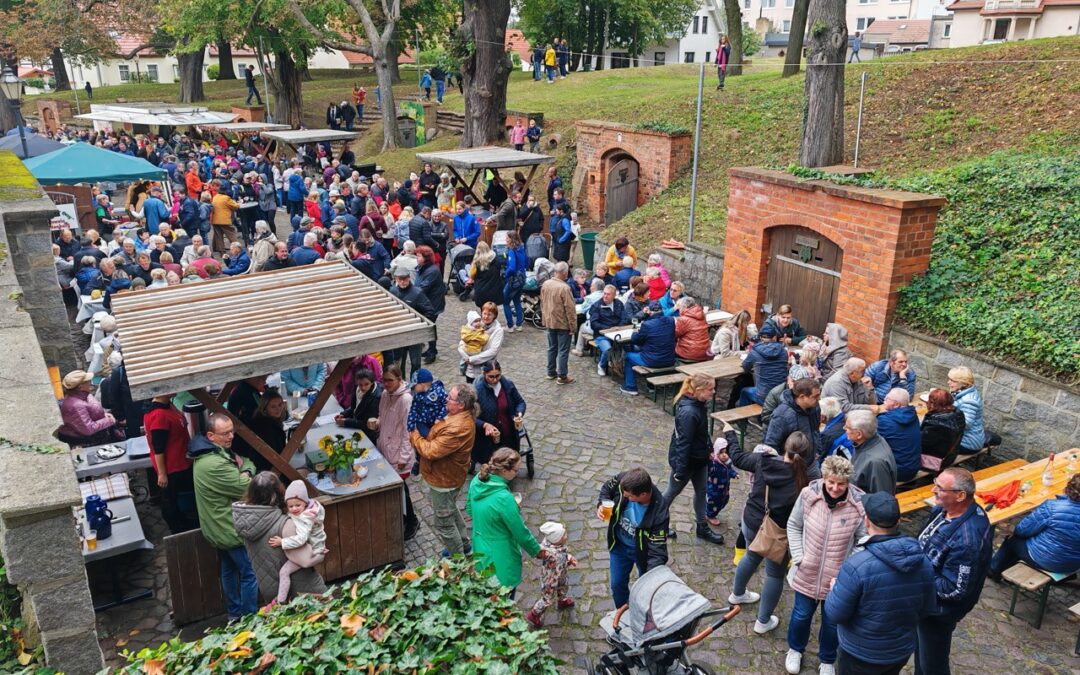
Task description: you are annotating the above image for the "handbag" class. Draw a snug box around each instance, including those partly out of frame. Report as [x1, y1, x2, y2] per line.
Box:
[748, 486, 789, 564]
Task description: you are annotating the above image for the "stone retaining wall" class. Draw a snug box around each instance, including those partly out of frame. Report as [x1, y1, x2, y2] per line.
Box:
[890, 325, 1079, 461]
[593, 236, 726, 308]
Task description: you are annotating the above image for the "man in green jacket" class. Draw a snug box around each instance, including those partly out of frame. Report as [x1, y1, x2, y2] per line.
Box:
[189, 415, 259, 619]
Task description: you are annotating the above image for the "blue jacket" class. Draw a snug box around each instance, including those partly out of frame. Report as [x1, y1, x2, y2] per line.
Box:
[865, 358, 916, 401]
[287, 229, 307, 251]
[287, 173, 306, 202]
[339, 213, 359, 239]
[761, 315, 806, 346]
[629, 315, 676, 368]
[75, 266, 100, 295]
[612, 267, 641, 293]
[142, 196, 171, 235]
[475, 376, 526, 430]
[742, 340, 789, 401]
[454, 212, 480, 249]
[368, 240, 391, 278]
[420, 72, 432, 88]
[1014, 495, 1080, 573]
[918, 502, 993, 619]
[659, 291, 679, 317]
[763, 388, 822, 457]
[952, 386, 985, 451]
[588, 299, 625, 333]
[178, 196, 200, 232]
[281, 365, 326, 394]
[222, 250, 251, 275]
[875, 405, 922, 478]
[825, 534, 937, 665]
[291, 246, 321, 266]
[553, 216, 573, 245]
[504, 245, 527, 277]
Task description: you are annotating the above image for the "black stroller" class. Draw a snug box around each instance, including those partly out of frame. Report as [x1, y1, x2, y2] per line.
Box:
[448, 243, 475, 299]
[590, 566, 740, 675]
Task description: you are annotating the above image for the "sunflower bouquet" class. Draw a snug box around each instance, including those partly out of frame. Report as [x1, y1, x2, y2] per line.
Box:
[318, 432, 366, 482]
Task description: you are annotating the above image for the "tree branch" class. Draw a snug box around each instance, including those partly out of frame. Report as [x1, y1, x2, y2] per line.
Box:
[284, 0, 373, 55]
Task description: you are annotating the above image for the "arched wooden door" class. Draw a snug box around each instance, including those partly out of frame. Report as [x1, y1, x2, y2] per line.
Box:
[764, 226, 843, 338]
[604, 156, 639, 224]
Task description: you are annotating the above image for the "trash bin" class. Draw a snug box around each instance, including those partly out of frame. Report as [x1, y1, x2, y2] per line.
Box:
[397, 117, 416, 147]
[579, 232, 598, 270]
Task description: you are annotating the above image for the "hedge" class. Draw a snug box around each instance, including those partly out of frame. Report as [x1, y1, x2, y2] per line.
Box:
[114, 557, 561, 674]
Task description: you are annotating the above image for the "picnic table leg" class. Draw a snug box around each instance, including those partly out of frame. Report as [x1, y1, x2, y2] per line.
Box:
[1034, 585, 1049, 629]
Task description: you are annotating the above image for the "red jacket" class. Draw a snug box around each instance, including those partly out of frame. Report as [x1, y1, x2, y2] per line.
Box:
[144, 402, 193, 476]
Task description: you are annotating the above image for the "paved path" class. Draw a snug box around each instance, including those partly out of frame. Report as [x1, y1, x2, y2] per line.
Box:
[94, 290, 1080, 673]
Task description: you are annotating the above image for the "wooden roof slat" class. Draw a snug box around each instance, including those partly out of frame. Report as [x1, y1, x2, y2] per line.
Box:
[111, 262, 434, 398]
[262, 129, 362, 144]
[414, 146, 556, 170]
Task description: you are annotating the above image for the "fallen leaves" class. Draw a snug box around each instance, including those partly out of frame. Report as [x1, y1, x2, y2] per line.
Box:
[141, 658, 166, 675]
[341, 613, 366, 637]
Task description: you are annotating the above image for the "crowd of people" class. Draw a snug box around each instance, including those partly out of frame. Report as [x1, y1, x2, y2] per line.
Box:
[44, 129, 1080, 673]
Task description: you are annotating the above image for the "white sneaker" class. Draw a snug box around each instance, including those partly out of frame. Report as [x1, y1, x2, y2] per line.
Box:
[785, 649, 802, 674]
[596, 365, 606, 376]
[727, 591, 760, 605]
[818, 664, 835, 675]
[753, 615, 780, 634]
[515, 325, 523, 332]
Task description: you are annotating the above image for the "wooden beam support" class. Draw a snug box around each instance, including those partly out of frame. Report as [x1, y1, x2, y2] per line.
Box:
[189, 387, 310, 489]
[216, 382, 237, 404]
[280, 359, 354, 465]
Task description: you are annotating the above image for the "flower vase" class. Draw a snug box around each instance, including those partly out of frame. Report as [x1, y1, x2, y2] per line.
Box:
[334, 466, 353, 484]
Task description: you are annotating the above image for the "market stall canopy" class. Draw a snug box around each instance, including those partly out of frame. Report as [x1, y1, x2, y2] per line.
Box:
[197, 122, 292, 133]
[110, 261, 436, 399]
[415, 146, 555, 170]
[23, 143, 167, 185]
[75, 103, 235, 126]
[261, 129, 362, 144]
[0, 134, 64, 159]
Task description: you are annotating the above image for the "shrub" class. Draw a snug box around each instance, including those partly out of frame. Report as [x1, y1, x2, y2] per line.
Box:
[0, 553, 52, 673]
[741, 25, 762, 57]
[207, 64, 220, 80]
[117, 557, 561, 673]
[634, 120, 691, 135]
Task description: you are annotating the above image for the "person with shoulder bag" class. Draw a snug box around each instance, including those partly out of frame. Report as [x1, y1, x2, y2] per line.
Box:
[729, 429, 819, 636]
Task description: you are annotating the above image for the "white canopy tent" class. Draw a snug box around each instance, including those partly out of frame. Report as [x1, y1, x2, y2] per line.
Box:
[75, 103, 235, 127]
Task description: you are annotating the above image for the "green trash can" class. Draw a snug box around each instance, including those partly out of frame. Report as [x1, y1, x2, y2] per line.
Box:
[579, 232, 598, 270]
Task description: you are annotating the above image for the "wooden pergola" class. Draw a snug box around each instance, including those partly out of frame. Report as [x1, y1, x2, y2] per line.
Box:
[414, 146, 555, 206]
[196, 122, 292, 157]
[262, 128, 362, 163]
[110, 261, 435, 492]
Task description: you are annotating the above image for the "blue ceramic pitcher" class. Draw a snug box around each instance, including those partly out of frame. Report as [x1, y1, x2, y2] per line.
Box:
[85, 495, 114, 541]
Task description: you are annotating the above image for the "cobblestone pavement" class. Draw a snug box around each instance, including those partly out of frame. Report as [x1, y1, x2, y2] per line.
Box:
[93, 278, 1080, 673]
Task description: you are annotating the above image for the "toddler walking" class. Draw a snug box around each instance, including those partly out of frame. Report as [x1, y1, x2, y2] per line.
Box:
[706, 435, 738, 526]
[525, 521, 577, 628]
[406, 368, 448, 437]
[267, 480, 328, 609]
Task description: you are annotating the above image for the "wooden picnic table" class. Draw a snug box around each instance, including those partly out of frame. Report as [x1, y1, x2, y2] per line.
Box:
[676, 356, 744, 379]
[922, 452, 1080, 524]
[898, 458, 1026, 515]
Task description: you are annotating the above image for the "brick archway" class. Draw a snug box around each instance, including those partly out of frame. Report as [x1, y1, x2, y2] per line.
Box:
[721, 167, 946, 361]
[599, 149, 639, 224]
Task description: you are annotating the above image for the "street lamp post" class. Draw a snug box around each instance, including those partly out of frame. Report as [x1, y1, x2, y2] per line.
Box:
[0, 66, 29, 159]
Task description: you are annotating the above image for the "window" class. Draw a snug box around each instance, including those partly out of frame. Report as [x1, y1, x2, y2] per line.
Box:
[146, 64, 158, 82]
[611, 52, 630, 68]
[702, 16, 708, 33]
[786, 0, 795, 6]
[684, 51, 696, 63]
[744, 0, 751, 8]
[782, 19, 792, 32]
[705, 51, 712, 62]
[118, 65, 130, 82]
[942, 22, 952, 37]
[762, 0, 776, 7]
[858, 0, 876, 4]
[236, 62, 247, 76]
[172, 64, 179, 81]
[856, 17, 871, 30]
[692, 16, 700, 33]
[654, 52, 666, 66]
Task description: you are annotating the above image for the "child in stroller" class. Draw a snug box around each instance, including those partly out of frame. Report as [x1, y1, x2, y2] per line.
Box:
[448, 243, 475, 299]
[520, 257, 555, 328]
[592, 565, 739, 675]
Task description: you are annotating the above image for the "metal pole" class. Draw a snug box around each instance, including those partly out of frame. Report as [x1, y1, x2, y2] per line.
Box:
[854, 71, 867, 167]
[687, 62, 705, 243]
[14, 104, 28, 159]
[259, 37, 273, 123]
[73, 80, 81, 115]
[416, 28, 422, 89]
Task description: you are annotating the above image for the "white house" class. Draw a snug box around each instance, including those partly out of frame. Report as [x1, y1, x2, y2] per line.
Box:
[597, 0, 729, 68]
[943, 0, 1080, 46]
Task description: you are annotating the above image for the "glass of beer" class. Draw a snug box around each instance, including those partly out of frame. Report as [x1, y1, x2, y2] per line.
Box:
[513, 492, 523, 506]
[600, 500, 615, 521]
[514, 414, 524, 431]
[85, 530, 98, 551]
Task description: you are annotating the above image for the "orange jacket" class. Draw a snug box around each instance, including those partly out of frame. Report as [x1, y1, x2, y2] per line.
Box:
[675, 305, 711, 361]
[185, 171, 204, 200]
[211, 193, 239, 226]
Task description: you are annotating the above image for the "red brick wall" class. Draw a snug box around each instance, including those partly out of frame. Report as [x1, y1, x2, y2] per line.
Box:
[572, 120, 692, 225]
[722, 167, 945, 361]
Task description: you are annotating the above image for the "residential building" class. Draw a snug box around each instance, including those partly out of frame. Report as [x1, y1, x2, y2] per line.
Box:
[943, 0, 1080, 46]
[863, 18, 933, 51]
[598, 0, 728, 68]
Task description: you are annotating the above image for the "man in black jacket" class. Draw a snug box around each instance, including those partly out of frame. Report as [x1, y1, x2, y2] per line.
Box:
[598, 468, 670, 608]
[390, 267, 436, 377]
[408, 205, 437, 249]
[339, 101, 357, 130]
[244, 65, 263, 105]
[763, 377, 823, 457]
[664, 374, 725, 544]
[325, 101, 341, 130]
[417, 163, 440, 209]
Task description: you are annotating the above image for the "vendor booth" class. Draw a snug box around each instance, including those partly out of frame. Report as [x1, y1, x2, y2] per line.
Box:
[74, 102, 235, 135]
[23, 142, 167, 186]
[261, 128, 361, 165]
[196, 121, 291, 157]
[110, 261, 434, 623]
[0, 133, 64, 159]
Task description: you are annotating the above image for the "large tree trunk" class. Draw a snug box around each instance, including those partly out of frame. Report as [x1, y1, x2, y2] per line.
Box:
[595, 5, 608, 70]
[782, 0, 810, 77]
[216, 40, 237, 79]
[177, 50, 206, 103]
[585, 2, 597, 71]
[722, 0, 744, 76]
[271, 50, 304, 127]
[373, 45, 399, 151]
[800, 0, 847, 166]
[387, 28, 402, 84]
[459, 0, 512, 148]
[51, 48, 71, 91]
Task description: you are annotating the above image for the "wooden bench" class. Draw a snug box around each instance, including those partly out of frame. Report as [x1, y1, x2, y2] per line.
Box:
[646, 373, 688, 413]
[1003, 562, 1080, 629]
[896, 458, 1026, 515]
[710, 404, 763, 443]
[1070, 602, 1080, 655]
[632, 364, 676, 400]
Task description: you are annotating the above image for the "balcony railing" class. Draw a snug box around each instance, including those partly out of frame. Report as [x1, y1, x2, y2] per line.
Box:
[983, 0, 1039, 10]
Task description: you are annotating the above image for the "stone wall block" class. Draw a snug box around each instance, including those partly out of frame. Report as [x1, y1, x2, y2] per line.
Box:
[0, 512, 84, 585]
[41, 629, 105, 675]
[992, 368, 1023, 389]
[936, 348, 966, 367]
[27, 576, 95, 633]
[982, 382, 1015, 415]
[1019, 377, 1061, 404]
[1011, 398, 1038, 422]
[1057, 390, 1080, 415]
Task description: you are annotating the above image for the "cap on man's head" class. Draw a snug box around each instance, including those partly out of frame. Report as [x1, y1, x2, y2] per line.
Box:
[410, 368, 434, 385]
[759, 324, 779, 339]
[62, 370, 93, 390]
[863, 492, 900, 528]
[392, 266, 412, 278]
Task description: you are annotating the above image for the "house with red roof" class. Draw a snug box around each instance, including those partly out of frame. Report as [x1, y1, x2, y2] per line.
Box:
[943, 0, 1080, 46]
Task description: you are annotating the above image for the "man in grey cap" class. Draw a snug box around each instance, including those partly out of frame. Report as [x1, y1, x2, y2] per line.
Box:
[825, 492, 936, 675]
[389, 266, 436, 377]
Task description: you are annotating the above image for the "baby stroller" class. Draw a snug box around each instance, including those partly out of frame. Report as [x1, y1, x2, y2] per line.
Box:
[517, 419, 536, 478]
[448, 243, 475, 299]
[521, 257, 555, 329]
[591, 566, 740, 675]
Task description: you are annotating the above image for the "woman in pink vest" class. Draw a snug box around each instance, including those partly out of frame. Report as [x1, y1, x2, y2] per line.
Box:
[784, 456, 867, 675]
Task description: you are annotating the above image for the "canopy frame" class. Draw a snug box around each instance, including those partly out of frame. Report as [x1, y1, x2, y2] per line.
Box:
[414, 146, 555, 206]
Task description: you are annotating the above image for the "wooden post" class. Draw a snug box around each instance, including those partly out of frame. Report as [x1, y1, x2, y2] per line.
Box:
[189, 387, 309, 487]
[280, 359, 353, 464]
[216, 382, 237, 404]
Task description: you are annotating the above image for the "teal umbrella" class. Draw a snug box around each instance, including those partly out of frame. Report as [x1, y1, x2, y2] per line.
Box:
[23, 142, 167, 185]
